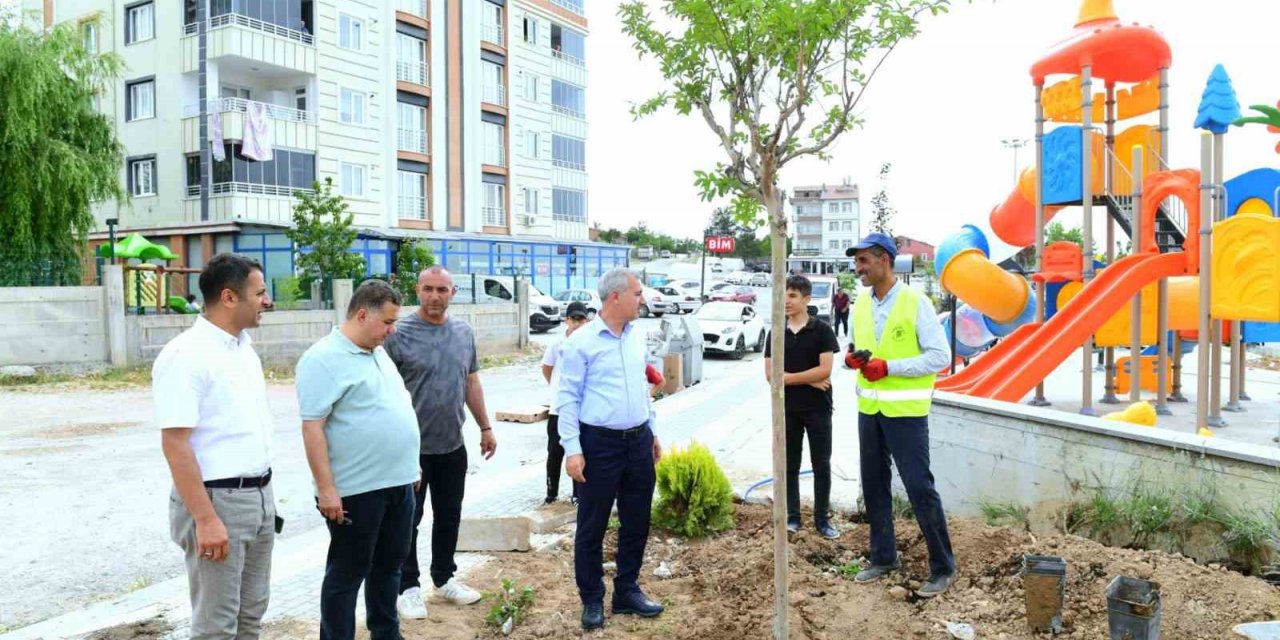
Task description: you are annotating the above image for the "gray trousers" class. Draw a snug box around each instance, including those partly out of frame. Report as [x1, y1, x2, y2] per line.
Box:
[169, 484, 276, 640]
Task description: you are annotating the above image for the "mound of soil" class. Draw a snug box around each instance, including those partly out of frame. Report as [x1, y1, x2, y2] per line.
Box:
[415, 504, 1280, 639]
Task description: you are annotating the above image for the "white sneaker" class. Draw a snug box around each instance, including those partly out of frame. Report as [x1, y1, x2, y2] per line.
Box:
[397, 587, 428, 619]
[437, 578, 482, 605]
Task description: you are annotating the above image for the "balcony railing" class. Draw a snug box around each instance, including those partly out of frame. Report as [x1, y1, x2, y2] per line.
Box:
[552, 159, 585, 171]
[551, 0, 584, 14]
[481, 23, 504, 46]
[186, 183, 312, 198]
[483, 206, 507, 226]
[552, 104, 584, 119]
[396, 0, 427, 17]
[397, 128, 427, 154]
[396, 60, 429, 86]
[183, 98, 315, 124]
[183, 13, 314, 45]
[551, 49, 584, 67]
[482, 83, 506, 106]
[398, 196, 427, 220]
[484, 146, 506, 167]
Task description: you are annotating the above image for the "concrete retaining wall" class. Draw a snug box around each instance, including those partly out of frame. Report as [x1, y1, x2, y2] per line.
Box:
[125, 303, 521, 366]
[929, 393, 1280, 517]
[0, 286, 108, 365]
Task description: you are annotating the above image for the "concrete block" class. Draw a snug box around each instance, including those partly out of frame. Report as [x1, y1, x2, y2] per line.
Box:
[456, 516, 532, 552]
[525, 502, 577, 534]
[496, 406, 549, 423]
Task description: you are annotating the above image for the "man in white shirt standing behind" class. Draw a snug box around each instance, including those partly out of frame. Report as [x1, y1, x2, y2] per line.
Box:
[155, 253, 277, 639]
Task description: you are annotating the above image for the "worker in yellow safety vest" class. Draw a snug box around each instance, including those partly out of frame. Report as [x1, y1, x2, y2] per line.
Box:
[843, 233, 957, 598]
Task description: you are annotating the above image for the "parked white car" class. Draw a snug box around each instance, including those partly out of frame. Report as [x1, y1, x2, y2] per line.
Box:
[552, 288, 603, 317]
[457, 276, 562, 333]
[661, 280, 704, 313]
[696, 302, 766, 360]
[641, 287, 678, 318]
[726, 270, 752, 285]
[749, 272, 772, 287]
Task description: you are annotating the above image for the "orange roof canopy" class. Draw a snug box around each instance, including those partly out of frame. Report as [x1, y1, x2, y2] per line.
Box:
[1031, 1, 1171, 85]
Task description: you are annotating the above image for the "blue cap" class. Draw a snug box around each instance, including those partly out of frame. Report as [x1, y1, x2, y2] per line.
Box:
[845, 232, 898, 258]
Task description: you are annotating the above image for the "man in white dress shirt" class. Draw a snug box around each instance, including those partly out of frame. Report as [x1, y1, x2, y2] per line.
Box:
[155, 253, 276, 639]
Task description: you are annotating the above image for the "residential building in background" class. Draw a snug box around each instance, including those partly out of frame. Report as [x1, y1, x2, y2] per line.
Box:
[27, 0, 623, 299]
[786, 179, 860, 275]
[894, 236, 936, 263]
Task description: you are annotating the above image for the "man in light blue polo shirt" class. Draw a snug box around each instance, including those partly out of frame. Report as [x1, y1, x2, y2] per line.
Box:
[296, 279, 421, 640]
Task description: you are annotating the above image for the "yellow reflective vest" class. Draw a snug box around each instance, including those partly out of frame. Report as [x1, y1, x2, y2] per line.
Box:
[852, 286, 936, 417]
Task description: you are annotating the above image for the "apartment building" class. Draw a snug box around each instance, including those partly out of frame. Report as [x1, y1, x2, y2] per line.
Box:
[786, 180, 860, 274]
[28, 0, 622, 298]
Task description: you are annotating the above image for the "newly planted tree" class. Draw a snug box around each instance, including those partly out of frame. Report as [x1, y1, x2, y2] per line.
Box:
[287, 177, 366, 283]
[619, 1, 955, 636]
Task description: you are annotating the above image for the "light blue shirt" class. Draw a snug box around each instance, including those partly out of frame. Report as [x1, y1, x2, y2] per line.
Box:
[555, 316, 657, 457]
[868, 281, 952, 378]
[296, 329, 421, 498]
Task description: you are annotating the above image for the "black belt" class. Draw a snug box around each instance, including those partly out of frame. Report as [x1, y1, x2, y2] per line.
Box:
[204, 469, 272, 489]
[582, 423, 649, 439]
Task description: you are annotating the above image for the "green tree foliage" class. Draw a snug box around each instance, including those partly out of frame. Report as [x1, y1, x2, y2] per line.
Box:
[597, 223, 701, 256]
[0, 16, 126, 285]
[286, 177, 365, 281]
[393, 238, 435, 304]
[651, 443, 735, 537]
[869, 163, 896, 237]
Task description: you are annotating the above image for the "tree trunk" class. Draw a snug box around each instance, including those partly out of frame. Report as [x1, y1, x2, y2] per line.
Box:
[762, 180, 790, 640]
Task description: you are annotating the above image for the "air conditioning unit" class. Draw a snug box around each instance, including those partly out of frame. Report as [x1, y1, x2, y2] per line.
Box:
[518, 214, 538, 226]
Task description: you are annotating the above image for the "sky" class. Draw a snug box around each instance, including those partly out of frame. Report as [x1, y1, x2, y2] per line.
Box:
[585, 0, 1280, 246]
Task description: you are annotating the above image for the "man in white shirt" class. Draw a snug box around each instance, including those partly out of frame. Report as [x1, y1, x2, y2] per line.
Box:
[155, 253, 276, 639]
[540, 301, 591, 505]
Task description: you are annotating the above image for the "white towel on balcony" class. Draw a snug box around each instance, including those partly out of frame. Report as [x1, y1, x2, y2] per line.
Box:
[242, 101, 273, 161]
[210, 110, 225, 162]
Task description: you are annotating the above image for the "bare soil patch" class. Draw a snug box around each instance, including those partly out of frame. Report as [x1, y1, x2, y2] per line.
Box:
[84, 616, 171, 640]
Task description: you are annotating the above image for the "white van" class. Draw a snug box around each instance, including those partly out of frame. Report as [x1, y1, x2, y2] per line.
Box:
[807, 276, 838, 325]
[456, 275, 563, 333]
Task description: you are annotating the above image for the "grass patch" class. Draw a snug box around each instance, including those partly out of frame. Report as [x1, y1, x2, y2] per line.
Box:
[977, 499, 1030, 528]
[0, 367, 152, 389]
[1121, 487, 1176, 543]
[891, 494, 914, 520]
[1222, 510, 1275, 573]
[836, 559, 863, 579]
[607, 515, 621, 532]
[126, 575, 153, 592]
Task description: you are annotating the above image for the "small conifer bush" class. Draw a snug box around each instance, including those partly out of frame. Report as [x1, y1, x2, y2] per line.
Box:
[651, 442, 735, 537]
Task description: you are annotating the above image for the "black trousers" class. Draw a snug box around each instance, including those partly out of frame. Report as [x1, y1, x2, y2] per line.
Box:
[574, 424, 656, 605]
[320, 484, 415, 640]
[546, 415, 580, 502]
[858, 412, 955, 578]
[399, 445, 467, 592]
[785, 409, 833, 524]
[834, 309, 850, 337]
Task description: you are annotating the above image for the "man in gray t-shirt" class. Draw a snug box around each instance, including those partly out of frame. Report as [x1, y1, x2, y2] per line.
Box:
[383, 266, 497, 618]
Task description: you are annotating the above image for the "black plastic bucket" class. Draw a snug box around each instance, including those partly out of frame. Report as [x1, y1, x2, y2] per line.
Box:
[1023, 554, 1067, 633]
[1106, 576, 1162, 640]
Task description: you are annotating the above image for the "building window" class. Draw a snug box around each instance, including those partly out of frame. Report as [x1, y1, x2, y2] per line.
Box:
[827, 202, 839, 213]
[186, 146, 316, 193]
[339, 162, 366, 197]
[523, 187, 539, 215]
[338, 13, 364, 50]
[551, 79, 584, 117]
[220, 84, 251, 100]
[843, 240, 854, 249]
[126, 78, 155, 121]
[125, 2, 154, 44]
[294, 87, 307, 112]
[481, 1, 503, 46]
[483, 122, 505, 166]
[523, 72, 539, 102]
[483, 183, 506, 226]
[397, 170, 426, 220]
[339, 88, 366, 124]
[828, 240, 840, 251]
[524, 130, 540, 158]
[828, 221, 839, 231]
[842, 201, 853, 213]
[129, 157, 156, 197]
[396, 33, 428, 85]
[81, 20, 99, 52]
[550, 23, 585, 64]
[522, 16, 538, 44]
[552, 134, 585, 171]
[553, 187, 586, 222]
[842, 221, 853, 232]
[397, 102, 427, 153]
[482, 60, 505, 106]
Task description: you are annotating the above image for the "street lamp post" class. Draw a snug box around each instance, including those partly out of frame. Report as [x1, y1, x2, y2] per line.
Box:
[1001, 138, 1030, 183]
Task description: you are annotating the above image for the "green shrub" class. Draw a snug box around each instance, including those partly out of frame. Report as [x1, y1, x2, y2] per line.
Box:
[651, 442, 735, 537]
[272, 276, 304, 310]
[484, 577, 535, 633]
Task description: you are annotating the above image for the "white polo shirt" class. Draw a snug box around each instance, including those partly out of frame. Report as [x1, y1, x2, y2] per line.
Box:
[152, 316, 273, 481]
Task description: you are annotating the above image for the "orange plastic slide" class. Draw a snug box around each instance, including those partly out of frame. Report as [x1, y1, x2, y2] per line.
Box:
[936, 252, 1188, 402]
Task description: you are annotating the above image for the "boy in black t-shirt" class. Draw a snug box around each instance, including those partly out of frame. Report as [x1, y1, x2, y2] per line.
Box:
[764, 275, 841, 539]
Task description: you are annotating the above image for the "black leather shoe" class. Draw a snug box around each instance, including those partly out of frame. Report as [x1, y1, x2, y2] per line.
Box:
[611, 590, 664, 618]
[786, 516, 800, 534]
[581, 602, 605, 630]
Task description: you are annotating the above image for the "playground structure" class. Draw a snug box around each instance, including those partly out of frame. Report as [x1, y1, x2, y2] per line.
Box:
[934, 0, 1280, 433]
